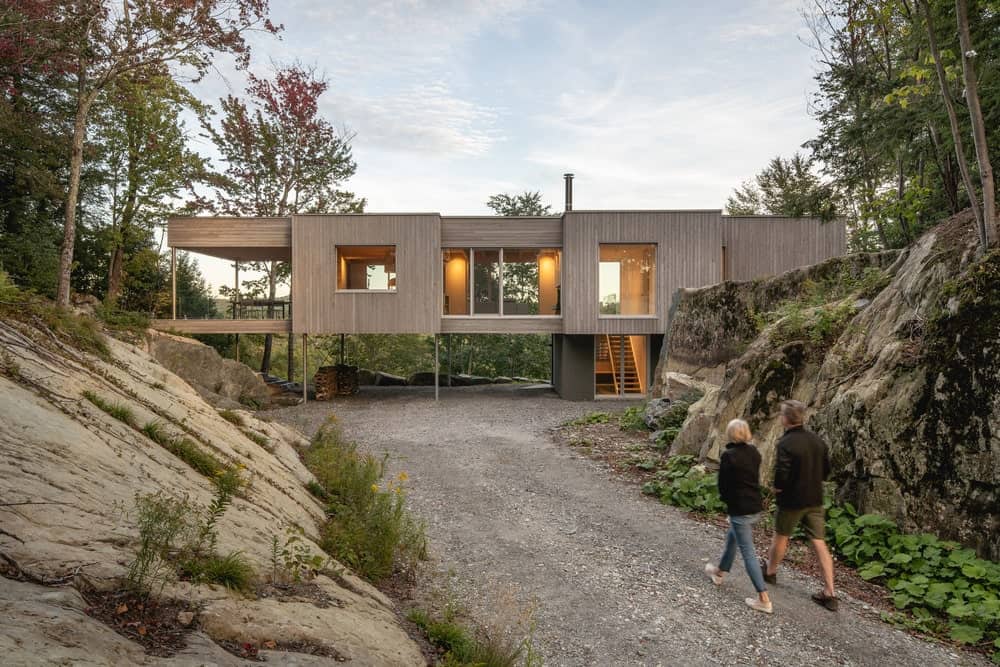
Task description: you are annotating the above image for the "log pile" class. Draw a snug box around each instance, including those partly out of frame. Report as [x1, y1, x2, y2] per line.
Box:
[314, 364, 360, 399]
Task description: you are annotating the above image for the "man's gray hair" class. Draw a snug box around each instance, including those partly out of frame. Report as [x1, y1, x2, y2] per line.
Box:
[780, 399, 807, 425]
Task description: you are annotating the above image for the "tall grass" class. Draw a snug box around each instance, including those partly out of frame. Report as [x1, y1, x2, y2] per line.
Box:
[82, 390, 137, 427]
[303, 423, 426, 582]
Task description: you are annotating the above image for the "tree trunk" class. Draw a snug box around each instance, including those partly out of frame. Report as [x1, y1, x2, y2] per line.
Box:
[57, 75, 94, 307]
[920, 0, 985, 240]
[956, 0, 997, 248]
[928, 123, 960, 214]
[897, 151, 911, 243]
[106, 245, 125, 305]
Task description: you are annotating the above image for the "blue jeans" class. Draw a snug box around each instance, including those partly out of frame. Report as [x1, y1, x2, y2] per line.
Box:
[718, 513, 767, 593]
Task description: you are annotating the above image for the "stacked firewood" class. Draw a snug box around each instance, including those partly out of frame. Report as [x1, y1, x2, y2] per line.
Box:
[314, 364, 360, 399]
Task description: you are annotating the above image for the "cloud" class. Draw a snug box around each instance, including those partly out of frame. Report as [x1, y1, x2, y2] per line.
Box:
[717, 0, 806, 43]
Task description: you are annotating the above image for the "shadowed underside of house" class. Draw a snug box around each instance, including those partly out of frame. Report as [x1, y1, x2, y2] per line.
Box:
[154, 183, 845, 399]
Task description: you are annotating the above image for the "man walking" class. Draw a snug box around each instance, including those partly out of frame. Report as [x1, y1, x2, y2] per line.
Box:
[762, 400, 838, 610]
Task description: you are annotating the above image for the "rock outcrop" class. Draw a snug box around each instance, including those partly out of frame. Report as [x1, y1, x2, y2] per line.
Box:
[146, 330, 271, 409]
[654, 212, 1000, 560]
[0, 319, 424, 665]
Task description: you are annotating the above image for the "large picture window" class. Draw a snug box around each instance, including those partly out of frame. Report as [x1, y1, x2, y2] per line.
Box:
[599, 244, 655, 315]
[337, 246, 397, 291]
[442, 248, 561, 316]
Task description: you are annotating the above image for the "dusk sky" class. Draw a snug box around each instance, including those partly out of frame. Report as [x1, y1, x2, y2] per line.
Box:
[187, 0, 820, 294]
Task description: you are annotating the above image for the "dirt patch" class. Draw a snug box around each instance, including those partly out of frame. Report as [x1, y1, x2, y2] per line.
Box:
[552, 420, 663, 484]
[256, 580, 345, 608]
[82, 589, 197, 657]
[217, 638, 347, 662]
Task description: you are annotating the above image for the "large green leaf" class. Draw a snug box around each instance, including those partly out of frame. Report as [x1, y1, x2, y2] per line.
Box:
[948, 623, 983, 645]
[858, 561, 886, 580]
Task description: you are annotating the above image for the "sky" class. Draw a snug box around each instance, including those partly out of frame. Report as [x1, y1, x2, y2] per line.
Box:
[184, 0, 820, 295]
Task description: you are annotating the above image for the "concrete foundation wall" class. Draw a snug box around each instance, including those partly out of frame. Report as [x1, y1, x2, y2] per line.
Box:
[553, 334, 595, 401]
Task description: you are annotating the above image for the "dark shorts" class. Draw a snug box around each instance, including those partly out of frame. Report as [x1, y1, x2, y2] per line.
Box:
[775, 506, 825, 540]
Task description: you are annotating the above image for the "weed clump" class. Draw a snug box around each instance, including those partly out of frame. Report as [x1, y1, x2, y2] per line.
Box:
[564, 411, 611, 427]
[141, 420, 230, 479]
[303, 423, 426, 582]
[618, 405, 647, 432]
[83, 390, 137, 427]
[218, 409, 245, 427]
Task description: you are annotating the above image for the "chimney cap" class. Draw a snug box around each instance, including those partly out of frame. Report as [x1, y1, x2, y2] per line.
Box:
[564, 172, 574, 178]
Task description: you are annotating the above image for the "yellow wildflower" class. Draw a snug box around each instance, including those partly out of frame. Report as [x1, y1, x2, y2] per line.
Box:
[397, 471, 409, 482]
[371, 483, 379, 493]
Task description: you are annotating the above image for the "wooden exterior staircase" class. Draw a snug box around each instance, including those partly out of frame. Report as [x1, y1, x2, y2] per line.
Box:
[595, 335, 641, 395]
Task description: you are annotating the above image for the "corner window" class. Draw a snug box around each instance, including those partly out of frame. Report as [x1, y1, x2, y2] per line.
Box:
[599, 244, 655, 315]
[337, 245, 396, 291]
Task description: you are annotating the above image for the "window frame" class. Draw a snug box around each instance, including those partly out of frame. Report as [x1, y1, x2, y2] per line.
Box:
[597, 242, 658, 319]
[441, 247, 563, 318]
[335, 244, 398, 293]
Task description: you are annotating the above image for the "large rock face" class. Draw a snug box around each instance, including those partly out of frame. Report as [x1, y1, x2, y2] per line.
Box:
[654, 213, 1000, 560]
[0, 321, 424, 665]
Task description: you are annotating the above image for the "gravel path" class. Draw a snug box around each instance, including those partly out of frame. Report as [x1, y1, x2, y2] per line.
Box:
[270, 386, 985, 667]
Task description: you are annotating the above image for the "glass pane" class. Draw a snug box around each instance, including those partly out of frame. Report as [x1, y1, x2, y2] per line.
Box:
[442, 249, 470, 314]
[502, 249, 540, 315]
[473, 249, 500, 314]
[338, 246, 397, 291]
[599, 244, 655, 315]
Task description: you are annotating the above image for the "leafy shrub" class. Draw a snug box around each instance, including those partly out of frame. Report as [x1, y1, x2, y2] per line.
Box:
[82, 390, 136, 427]
[641, 455, 726, 514]
[218, 409, 245, 427]
[826, 502, 1000, 652]
[304, 424, 426, 582]
[618, 405, 648, 432]
[126, 492, 197, 593]
[94, 305, 150, 339]
[270, 525, 328, 584]
[565, 411, 611, 426]
[408, 608, 532, 667]
[652, 427, 682, 451]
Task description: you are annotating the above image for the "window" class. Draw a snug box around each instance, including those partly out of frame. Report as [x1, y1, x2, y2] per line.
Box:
[599, 244, 655, 315]
[442, 248, 561, 316]
[442, 249, 470, 314]
[337, 246, 396, 291]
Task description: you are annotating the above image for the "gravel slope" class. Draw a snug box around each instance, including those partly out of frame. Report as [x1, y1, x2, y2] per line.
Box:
[270, 385, 985, 667]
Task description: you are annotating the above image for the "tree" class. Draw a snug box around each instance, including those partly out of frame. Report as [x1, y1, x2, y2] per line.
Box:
[0, 0, 280, 306]
[203, 64, 364, 374]
[485, 191, 553, 216]
[98, 72, 206, 305]
[725, 154, 839, 219]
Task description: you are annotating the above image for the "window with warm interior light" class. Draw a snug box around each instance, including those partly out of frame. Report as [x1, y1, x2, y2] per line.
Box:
[442, 248, 561, 316]
[337, 245, 397, 291]
[599, 244, 656, 315]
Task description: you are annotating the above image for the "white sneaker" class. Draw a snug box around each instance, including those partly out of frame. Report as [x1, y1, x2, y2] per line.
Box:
[745, 597, 773, 614]
[704, 563, 723, 585]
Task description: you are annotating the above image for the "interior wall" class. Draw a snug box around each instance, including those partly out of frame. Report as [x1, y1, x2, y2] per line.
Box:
[443, 250, 469, 314]
[629, 335, 647, 393]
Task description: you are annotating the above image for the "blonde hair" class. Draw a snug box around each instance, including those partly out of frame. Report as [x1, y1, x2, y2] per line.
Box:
[726, 418, 752, 443]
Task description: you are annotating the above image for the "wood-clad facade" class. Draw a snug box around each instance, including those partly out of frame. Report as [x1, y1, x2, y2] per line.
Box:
[721, 216, 846, 282]
[157, 208, 846, 399]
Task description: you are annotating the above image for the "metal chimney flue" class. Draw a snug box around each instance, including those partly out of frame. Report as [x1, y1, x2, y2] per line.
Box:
[564, 173, 574, 212]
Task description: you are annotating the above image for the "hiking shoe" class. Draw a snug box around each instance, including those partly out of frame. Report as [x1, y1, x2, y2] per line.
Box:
[704, 563, 724, 585]
[811, 591, 839, 611]
[745, 597, 773, 614]
[760, 559, 777, 585]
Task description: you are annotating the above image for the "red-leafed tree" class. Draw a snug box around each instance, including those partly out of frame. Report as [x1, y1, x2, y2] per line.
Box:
[0, 0, 281, 306]
[203, 63, 364, 375]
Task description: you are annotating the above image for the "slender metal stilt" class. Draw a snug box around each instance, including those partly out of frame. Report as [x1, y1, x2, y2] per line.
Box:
[434, 334, 440, 402]
[170, 248, 176, 319]
[302, 334, 308, 404]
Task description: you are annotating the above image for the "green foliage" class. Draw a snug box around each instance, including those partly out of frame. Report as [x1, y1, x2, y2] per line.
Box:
[725, 153, 839, 220]
[652, 427, 682, 451]
[408, 607, 536, 667]
[94, 305, 151, 339]
[141, 419, 233, 480]
[218, 409, 245, 427]
[270, 525, 328, 584]
[304, 423, 426, 582]
[618, 406, 648, 432]
[180, 551, 255, 593]
[640, 455, 726, 514]
[0, 349, 20, 378]
[825, 501, 1000, 650]
[126, 492, 197, 594]
[241, 428, 271, 450]
[82, 390, 137, 427]
[485, 191, 554, 217]
[565, 412, 611, 426]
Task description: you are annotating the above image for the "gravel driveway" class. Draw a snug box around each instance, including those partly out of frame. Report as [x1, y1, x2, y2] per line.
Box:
[271, 385, 984, 667]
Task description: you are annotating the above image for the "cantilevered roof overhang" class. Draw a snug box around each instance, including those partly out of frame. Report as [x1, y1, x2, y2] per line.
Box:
[166, 216, 291, 261]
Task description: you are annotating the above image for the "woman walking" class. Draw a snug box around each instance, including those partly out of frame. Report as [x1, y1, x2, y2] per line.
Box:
[704, 419, 772, 613]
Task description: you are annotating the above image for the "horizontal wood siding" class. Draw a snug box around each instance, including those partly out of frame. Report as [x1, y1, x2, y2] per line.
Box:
[292, 215, 440, 334]
[722, 216, 846, 281]
[441, 217, 562, 247]
[562, 211, 723, 334]
[151, 319, 291, 335]
[440, 318, 564, 334]
[167, 217, 292, 261]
